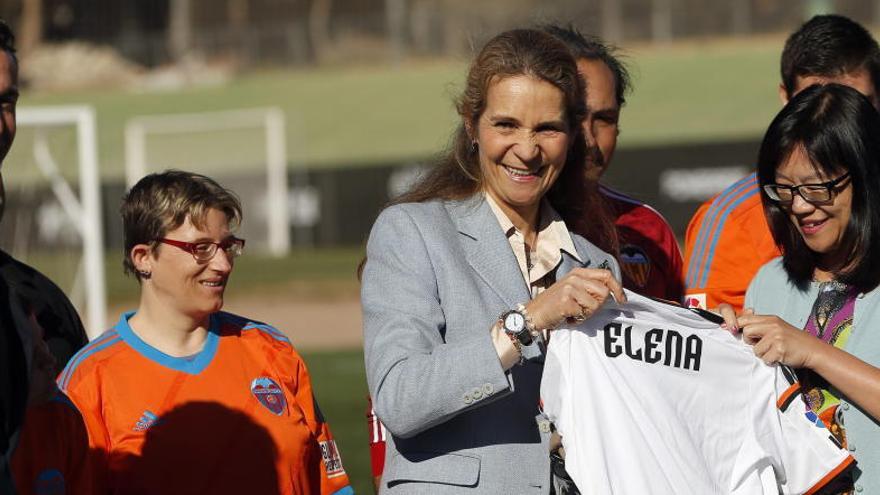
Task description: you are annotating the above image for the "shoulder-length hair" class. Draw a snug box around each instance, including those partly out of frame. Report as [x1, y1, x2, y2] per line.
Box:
[757, 83, 880, 291]
[389, 28, 590, 226]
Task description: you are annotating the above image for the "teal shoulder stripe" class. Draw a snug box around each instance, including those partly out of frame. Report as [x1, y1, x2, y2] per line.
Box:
[685, 173, 758, 288]
[58, 331, 122, 391]
[243, 322, 292, 345]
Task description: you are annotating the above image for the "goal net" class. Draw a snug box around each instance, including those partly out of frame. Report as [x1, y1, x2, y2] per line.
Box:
[0, 105, 106, 338]
[124, 108, 291, 257]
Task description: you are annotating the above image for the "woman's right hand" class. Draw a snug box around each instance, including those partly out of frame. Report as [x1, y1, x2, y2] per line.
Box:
[524, 267, 625, 331]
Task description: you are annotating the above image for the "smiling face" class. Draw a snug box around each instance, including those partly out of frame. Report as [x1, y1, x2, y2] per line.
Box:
[136, 207, 236, 321]
[476, 75, 570, 222]
[0, 50, 18, 222]
[776, 146, 853, 272]
[0, 50, 17, 166]
[578, 58, 619, 180]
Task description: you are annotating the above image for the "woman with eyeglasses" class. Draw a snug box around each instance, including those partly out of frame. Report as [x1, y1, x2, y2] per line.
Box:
[719, 83, 880, 493]
[57, 170, 352, 495]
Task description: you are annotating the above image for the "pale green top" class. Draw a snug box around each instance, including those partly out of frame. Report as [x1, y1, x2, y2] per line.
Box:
[745, 257, 880, 493]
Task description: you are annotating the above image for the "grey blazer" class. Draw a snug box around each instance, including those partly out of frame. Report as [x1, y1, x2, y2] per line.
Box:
[362, 195, 620, 494]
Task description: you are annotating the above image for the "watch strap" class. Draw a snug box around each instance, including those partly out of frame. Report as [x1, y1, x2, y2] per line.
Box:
[503, 328, 524, 365]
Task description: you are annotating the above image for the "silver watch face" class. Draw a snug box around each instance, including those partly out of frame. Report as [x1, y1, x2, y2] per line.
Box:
[504, 312, 525, 333]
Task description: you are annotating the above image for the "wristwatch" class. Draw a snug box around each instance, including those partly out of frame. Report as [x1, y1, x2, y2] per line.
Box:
[500, 308, 534, 346]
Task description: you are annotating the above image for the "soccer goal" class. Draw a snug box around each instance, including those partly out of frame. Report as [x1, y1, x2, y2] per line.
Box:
[124, 108, 291, 257]
[1, 105, 106, 338]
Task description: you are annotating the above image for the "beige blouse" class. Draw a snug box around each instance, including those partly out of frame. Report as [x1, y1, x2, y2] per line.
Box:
[485, 194, 583, 370]
[485, 194, 582, 300]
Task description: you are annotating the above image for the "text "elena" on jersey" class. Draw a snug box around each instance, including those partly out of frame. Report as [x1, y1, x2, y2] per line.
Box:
[603, 322, 703, 371]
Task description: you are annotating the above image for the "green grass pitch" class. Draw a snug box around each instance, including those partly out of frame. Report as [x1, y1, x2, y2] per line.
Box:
[304, 349, 373, 494]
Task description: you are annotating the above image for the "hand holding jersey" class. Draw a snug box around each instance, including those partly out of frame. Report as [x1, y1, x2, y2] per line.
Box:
[738, 310, 822, 368]
[525, 266, 626, 330]
[737, 305, 880, 427]
[717, 304, 822, 368]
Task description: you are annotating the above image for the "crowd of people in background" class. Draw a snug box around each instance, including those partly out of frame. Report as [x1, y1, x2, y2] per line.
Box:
[2, 10, 880, 495]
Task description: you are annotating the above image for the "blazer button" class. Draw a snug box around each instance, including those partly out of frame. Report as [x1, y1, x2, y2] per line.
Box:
[463, 393, 473, 405]
[537, 419, 551, 433]
[483, 383, 494, 395]
[842, 403, 850, 411]
[472, 388, 483, 400]
[855, 485, 863, 493]
[848, 443, 856, 452]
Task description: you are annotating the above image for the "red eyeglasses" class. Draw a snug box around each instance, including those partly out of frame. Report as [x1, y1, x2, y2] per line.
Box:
[158, 237, 246, 262]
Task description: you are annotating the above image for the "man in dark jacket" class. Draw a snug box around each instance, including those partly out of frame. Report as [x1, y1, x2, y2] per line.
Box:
[0, 20, 87, 375]
[0, 19, 87, 494]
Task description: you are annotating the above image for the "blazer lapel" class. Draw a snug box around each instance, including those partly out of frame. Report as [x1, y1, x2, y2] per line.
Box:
[558, 250, 582, 279]
[446, 197, 531, 308]
[558, 242, 592, 277]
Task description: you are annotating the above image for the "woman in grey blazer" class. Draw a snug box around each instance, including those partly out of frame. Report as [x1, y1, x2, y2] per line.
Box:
[361, 29, 625, 494]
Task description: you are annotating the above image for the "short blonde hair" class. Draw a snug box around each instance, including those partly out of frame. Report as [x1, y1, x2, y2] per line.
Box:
[120, 170, 242, 279]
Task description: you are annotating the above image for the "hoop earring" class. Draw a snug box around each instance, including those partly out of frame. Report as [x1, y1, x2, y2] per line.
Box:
[137, 270, 152, 279]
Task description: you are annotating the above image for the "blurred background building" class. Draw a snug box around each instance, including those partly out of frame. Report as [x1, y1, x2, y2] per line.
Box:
[0, 0, 875, 67]
[2, 0, 874, 253]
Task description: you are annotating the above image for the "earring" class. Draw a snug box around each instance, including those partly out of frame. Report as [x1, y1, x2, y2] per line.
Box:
[471, 140, 478, 153]
[137, 270, 151, 279]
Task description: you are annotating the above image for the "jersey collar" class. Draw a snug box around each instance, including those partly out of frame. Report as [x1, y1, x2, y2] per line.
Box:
[115, 311, 220, 374]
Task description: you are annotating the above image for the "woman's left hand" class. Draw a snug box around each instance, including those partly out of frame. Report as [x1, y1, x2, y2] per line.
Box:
[715, 303, 739, 333]
[737, 310, 822, 368]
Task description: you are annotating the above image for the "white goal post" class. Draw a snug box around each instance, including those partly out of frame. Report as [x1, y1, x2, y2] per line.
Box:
[17, 105, 107, 338]
[124, 107, 291, 257]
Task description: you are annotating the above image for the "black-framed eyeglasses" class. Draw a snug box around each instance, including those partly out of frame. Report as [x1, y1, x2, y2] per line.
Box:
[158, 237, 246, 262]
[762, 173, 851, 205]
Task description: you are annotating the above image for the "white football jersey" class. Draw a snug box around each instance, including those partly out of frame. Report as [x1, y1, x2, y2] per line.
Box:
[541, 290, 854, 495]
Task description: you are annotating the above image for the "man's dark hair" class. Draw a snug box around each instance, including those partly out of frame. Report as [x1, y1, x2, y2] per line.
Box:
[541, 23, 631, 107]
[0, 19, 15, 58]
[757, 84, 880, 292]
[781, 14, 880, 97]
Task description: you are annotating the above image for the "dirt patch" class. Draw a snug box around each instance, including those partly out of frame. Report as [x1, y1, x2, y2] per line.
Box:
[224, 294, 363, 350]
